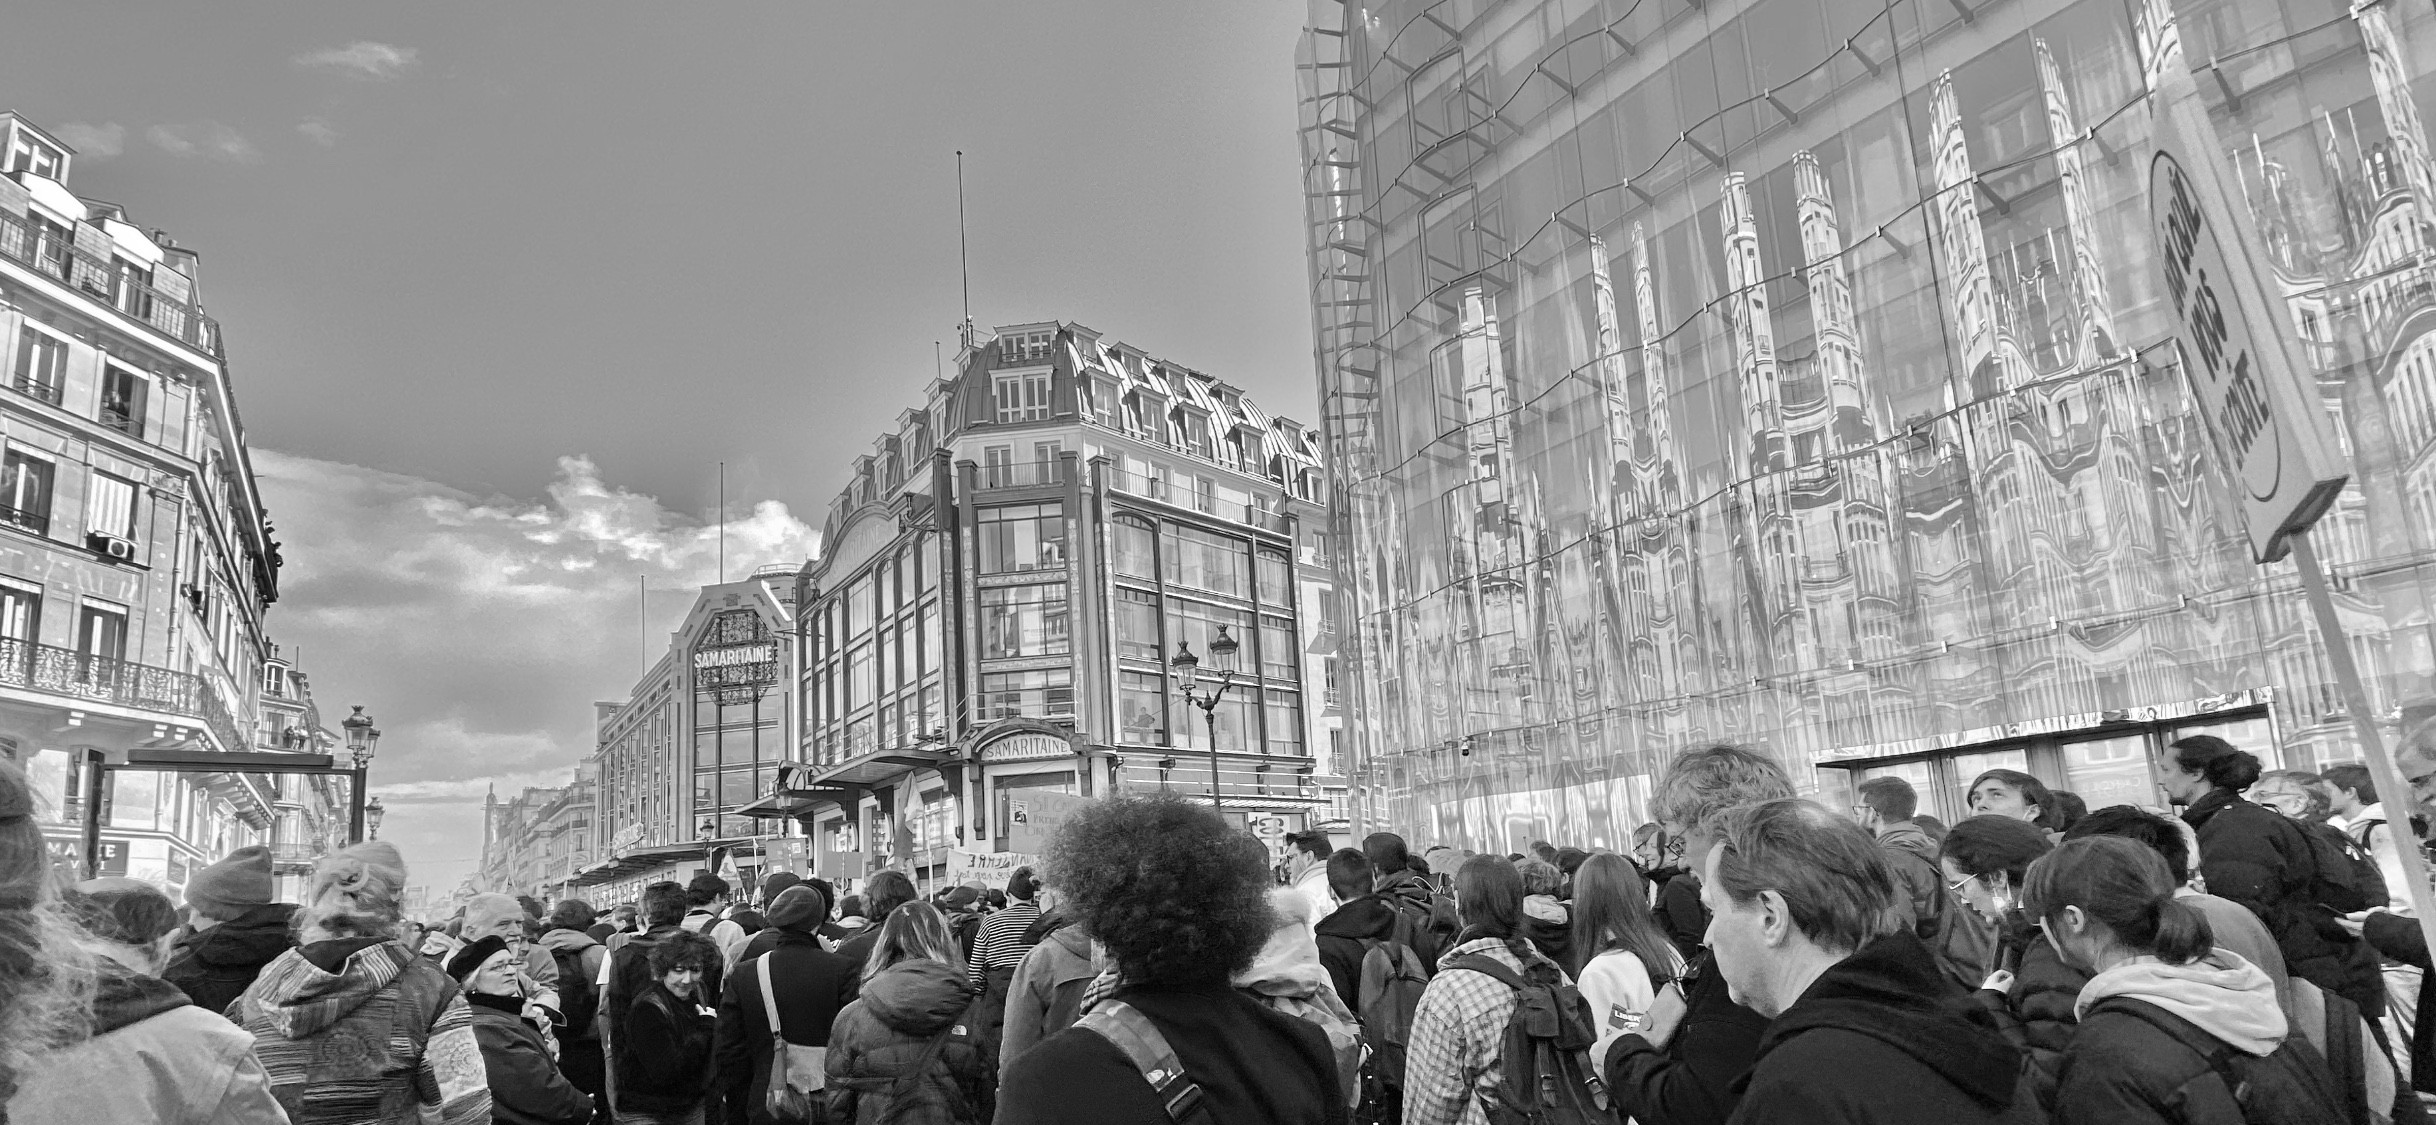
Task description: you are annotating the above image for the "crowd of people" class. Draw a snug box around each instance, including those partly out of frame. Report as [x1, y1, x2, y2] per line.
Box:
[10, 725, 2436, 1123]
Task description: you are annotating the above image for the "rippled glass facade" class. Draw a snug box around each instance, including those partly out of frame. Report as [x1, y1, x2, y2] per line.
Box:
[1301, 0, 2436, 850]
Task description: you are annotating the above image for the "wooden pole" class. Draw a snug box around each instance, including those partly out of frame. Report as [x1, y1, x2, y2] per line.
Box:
[2289, 530, 2436, 961]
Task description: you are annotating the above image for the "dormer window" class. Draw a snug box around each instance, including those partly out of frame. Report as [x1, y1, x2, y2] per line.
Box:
[6, 134, 63, 180]
[993, 370, 1051, 423]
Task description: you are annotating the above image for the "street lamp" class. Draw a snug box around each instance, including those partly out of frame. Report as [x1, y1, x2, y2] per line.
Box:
[341, 706, 380, 844]
[1172, 626, 1240, 812]
[365, 796, 386, 840]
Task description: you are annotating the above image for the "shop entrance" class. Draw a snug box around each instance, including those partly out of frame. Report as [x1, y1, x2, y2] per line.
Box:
[1818, 708, 2278, 825]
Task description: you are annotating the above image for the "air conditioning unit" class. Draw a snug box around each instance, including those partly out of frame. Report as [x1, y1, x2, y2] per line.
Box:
[88, 533, 136, 562]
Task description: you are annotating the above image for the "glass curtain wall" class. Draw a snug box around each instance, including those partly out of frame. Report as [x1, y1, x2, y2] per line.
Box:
[1302, 0, 2436, 853]
[1108, 504, 1304, 756]
[806, 534, 946, 767]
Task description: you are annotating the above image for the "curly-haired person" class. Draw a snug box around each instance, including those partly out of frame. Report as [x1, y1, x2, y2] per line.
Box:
[996, 795, 1349, 1125]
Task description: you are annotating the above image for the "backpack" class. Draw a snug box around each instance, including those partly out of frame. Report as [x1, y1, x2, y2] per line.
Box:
[1444, 953, 1614, 1125]
[2087, 997, 2347, 1125]
[2298, 820, 2386, 915]
[550, 943, 601, 1039]
[1355, 938, 1429, 1107]
[2346, 819, 2400, 906]
[1077, 999, 1215, 1123]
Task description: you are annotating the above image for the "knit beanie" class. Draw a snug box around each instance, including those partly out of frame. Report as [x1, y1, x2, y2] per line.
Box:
[761, 871, 802, 901]
[766, 885, 827, 932]
[186, 844, 276, 917]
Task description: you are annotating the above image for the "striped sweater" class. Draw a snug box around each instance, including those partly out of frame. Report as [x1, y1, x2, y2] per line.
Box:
[229, 938, 491, 1125]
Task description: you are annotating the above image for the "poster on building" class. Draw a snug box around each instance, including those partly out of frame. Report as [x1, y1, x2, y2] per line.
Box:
[1004, 790, 1095, 855]
[2147, 26, 2348, 563]
[944, 848, 1037, 890]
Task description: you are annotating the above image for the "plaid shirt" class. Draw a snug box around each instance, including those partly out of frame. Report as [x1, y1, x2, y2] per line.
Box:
[1403, 936, 1554, 1125]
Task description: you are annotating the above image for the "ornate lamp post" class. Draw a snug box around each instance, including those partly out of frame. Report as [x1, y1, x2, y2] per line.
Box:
[1172, 625, 1241, 813]
[365, 796, 386, 840]
[341, 706, 380, 844]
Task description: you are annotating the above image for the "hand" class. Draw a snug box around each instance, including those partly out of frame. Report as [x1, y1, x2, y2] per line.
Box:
[1980, 969, 2015, 994]
[1637, 981, 1689, 1049]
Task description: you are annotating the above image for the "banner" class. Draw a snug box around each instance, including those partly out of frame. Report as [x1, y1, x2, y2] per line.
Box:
[944, 848, 1038, 890]
[1004, 790, 1096, 854]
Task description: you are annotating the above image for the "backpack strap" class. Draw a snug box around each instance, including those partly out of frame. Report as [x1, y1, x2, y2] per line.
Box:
[756, 954, 785, 1043]
[1445, 952, 1527, 991]
[1077, 1000, 1210, 1124]
[2086, 997, 2247, 1099]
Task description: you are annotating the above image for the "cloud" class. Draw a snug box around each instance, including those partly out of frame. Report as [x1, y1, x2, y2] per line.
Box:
[146, 122, 260, 163]
[293, 41, 420, 80]
[52, 122, 124, 158]
[253, 451, 818, 895]
[297, 117, 340, 147]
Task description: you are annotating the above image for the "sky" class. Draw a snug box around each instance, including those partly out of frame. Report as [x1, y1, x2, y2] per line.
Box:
[0, 4, 1320, 895]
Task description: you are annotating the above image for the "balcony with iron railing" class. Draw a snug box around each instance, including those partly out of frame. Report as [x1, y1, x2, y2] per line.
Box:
[0, 636, 244, 750]
[0, 503, 47, 537]
[0, 206, 220, 354]
[1105, 467, 1291, 532]
[977, 459, 1063, 490]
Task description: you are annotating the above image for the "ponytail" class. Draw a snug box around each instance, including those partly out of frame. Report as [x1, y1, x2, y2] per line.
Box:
[2148, 897, 2215, 964]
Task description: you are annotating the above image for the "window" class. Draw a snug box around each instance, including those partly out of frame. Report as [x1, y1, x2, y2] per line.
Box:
[1260, 615, 1297, 682]
[978, 668, 1074, 719]
[27, 216, 69, 279]
[6, 134, 62, 179]
[100, 367, 146, 437]
[87, 472, 136, 540]
[1115, 588, 1162, 662]
[975, 504, 1066, 573]
[0, 583, 39, 644]
[1112, 515, 1157, 578]
[14, 325, 66, 405]
[110, 258, 152, 321]
[1265, 691, 1304, 754]
[994, 371, 1052, 423]
[983, 446, 1013, 487]
[77, 601, 126, 663]
[979, 584, 1069, 660]
[1257, 550, 1292, 605]
[0, 452, 53, 535]
[1161, 525, 1249, 598]
[1165, 598, 1248, 669]
[1120, 671, 1165, 744]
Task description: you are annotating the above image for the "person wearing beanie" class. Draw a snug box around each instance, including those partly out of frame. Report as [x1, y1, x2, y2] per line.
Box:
[10, 877, 293, 1125]
[716, 884, 858, 1124]
[161, 844, 300, 1014]
[449, 936, 593, 1125]
[760, 871, 802, 906]
[229, 840, 493, 1125]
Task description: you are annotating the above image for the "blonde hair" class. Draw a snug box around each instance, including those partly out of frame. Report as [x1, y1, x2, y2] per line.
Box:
[0, 761, 100, 1106]
[862, 901, 964, 981]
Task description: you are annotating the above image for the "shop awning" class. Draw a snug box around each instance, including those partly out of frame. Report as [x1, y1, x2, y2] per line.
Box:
[812, 747, 958, 787]
[565, 836, 765, 887]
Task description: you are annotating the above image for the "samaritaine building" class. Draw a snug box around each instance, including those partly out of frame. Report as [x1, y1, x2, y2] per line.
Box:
[772, 321, 1340, 892]
[1301, 0, 2436, 850]
[0, 113, 288, 893]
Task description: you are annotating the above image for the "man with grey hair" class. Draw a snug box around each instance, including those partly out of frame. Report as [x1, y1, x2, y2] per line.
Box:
[1705, 798, 2031, 1123]
[461, 892, 561, 1029]
[1605, 743, 1793, 1125]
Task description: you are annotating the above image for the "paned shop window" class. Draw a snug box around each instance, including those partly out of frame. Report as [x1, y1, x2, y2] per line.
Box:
[976, 504, 1066, 573]
[979, 668, 1073, 720]
[980, 583, 1069, 659]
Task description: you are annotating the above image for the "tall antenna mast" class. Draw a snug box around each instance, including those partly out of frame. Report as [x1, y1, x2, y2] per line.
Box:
[717, 461, 726, 585]
[639, 575, 647, 674]
[957, 151, 973, 346]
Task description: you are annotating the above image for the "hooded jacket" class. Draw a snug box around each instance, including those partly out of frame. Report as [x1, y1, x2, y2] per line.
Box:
[1875, 822, 1953, 967]
[1314, 895, 1403, 1008]
[824, 958, 993, 1125]
[1521, 894, 1574, 969]
[1235, 908, 1365, 1109]
[1727, 930, 2035, 1125]
[230, 937, 492, 1125]
[2053, 951, 2286, 1124]
[162, 902, 300, 1016]
[999, 913, 1098, 1072]
[465, 994, 593, 1125]
[8, 958, 292, 1125]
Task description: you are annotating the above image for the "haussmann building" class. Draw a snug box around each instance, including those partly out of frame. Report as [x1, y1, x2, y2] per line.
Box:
[1297, 0, 2436, 847]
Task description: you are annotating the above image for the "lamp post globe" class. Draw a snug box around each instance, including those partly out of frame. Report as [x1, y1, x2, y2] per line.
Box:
[365, 796, 386, 840]
[341, 706, 380, 844]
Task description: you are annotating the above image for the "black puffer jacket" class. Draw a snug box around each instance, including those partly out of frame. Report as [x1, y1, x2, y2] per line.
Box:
[1972, 923, 2088, 1114]
[1604, 950, 1768, 1125]
[161, 903, 299, 1015]
[824, 958, 992, 1125]
[2184, 789, 2378, 1011]
[1727, 931, 2037, 1124]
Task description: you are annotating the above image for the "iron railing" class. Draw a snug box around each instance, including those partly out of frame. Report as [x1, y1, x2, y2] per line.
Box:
[979, 459, 1061, 489]
[1105, 468, 1291, 532]
[0, 206, 221, 353]
[0, 636, 242, 749]
[0, 503, 47, 537]
[12, 376, 60, 406]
